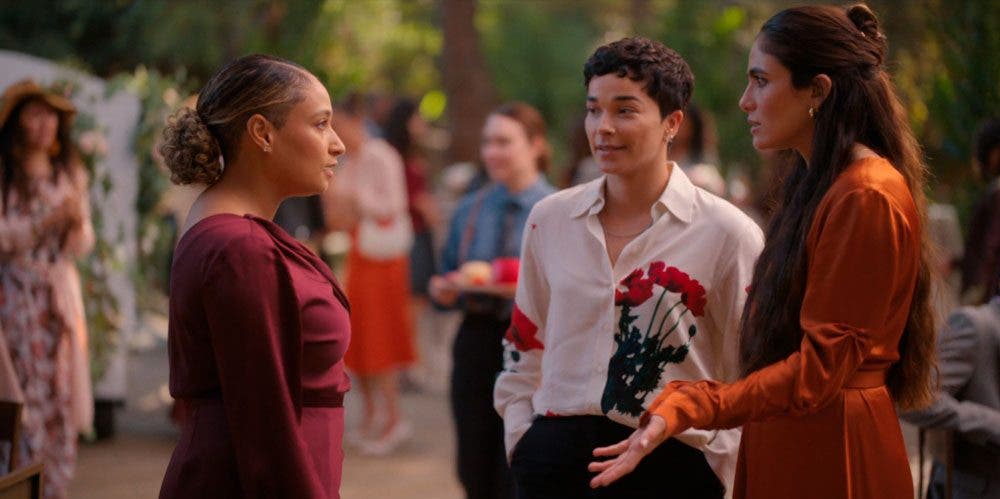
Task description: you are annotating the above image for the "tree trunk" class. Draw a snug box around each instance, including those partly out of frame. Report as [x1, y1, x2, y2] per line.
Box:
[440, 0, 497, 165]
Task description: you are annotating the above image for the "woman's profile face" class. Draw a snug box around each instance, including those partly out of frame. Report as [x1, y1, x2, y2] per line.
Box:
[480, 114, 539, 186]
[270, 76, 346, 196]
[738, 38, 815, 155]
[18, 100, 60, 152]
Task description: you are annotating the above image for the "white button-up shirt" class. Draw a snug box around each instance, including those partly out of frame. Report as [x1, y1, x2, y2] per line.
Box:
[494, 165, 764, 491]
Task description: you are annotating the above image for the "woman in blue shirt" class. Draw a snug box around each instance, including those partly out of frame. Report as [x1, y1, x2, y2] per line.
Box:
[429, 101, 555, 499]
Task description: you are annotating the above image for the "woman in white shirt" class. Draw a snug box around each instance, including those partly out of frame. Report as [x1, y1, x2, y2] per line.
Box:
[430, 102, 555, 499]
[493, 37, 763, 498]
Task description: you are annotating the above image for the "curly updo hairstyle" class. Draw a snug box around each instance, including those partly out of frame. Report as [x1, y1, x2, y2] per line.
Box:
[583, 36, 694, 118]
[159, 54, 311, 185]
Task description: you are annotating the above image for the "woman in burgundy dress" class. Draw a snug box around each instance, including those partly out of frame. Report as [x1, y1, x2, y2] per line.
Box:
[157, 54, 350, 498]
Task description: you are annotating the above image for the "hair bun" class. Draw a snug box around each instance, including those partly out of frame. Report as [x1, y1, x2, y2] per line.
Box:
[159, 107, 224, 185]
[847, 4, 883, 40]
[846, 4, 886, 62]
[846, 4, 878, 32]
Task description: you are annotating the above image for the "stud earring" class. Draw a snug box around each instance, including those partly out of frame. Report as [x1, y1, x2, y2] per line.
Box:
[263, 144, 272, 153]
[808, 107, 815, 119]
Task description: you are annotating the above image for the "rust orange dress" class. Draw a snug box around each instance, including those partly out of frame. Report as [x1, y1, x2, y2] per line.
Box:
[645, 157, 919, 499]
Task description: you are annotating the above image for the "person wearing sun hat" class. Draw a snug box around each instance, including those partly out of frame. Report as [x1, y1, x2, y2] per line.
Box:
[0, 80, 76, 128]
[0, 78, 94, 499]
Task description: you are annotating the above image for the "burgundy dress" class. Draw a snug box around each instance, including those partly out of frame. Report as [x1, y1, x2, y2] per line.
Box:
[159, 214, 351, 499]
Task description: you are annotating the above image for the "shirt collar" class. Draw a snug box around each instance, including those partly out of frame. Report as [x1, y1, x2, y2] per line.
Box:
[570, 162, 695, 224]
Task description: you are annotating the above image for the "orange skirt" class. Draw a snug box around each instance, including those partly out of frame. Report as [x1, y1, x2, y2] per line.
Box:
[734, 385, 913, 499]
[343, 247, 416, 375]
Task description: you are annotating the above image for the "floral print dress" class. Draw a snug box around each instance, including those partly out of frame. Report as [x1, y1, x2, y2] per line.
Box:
[0, 169, 92, 499]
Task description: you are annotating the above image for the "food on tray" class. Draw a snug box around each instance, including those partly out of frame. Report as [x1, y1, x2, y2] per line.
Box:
[458, 260, 494, 286]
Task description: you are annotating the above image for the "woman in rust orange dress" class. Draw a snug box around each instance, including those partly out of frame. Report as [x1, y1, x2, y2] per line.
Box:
[588, 5, 936, 498]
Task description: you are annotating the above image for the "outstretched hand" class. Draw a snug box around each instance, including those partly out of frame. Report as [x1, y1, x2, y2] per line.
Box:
[588, 414, 668, 488]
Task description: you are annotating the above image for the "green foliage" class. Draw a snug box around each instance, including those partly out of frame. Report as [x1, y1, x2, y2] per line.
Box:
[304, 0, 441, 98]
[109, 67, 193, 301]
[3, 0, 996, 222]
[478, 1, 603, 172]
[653, 2, 762, 174]
[918, 1, 1000, 173]
[47, 79, 124, 381]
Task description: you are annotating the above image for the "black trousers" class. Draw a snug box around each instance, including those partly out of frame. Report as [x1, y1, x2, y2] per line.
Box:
[511, 415, 724, 499]
[450, 312, 515, 499]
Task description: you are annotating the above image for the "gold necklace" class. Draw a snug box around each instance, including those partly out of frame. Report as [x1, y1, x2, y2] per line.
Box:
[603, 222, 652, 238]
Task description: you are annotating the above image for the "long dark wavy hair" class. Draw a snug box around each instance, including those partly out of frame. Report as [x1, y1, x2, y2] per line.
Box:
[738, 4, 936, 410]
[0, 97, 80, 214]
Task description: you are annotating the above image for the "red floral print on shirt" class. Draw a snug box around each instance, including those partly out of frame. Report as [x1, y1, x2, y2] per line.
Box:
[648, 262, 691, 293]
[506, 304, 544, 352]
[603, 260, 707, 417]
[614, 268, 654, 307]
[681, 278, 707, 317]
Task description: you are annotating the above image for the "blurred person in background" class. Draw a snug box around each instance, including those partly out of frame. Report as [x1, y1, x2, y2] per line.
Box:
[365, 92, 394, 138]
[272, 195, 327, 248]
[429, 101, 555, 499]
[0, 79, 94, 499]
[157, 55, 351, 498]
[384, 97, 442, 389]
[328, 95, 417, 456]
[925, 200, 964, 318]
[563, 115, 601, 187]
[902, 277, 1000, 499]
[671, 103, 727, 197]
[961, 117, 1000, 305]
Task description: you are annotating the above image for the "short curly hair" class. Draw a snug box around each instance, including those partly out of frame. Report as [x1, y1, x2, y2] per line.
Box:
[583, 37, 694, 118]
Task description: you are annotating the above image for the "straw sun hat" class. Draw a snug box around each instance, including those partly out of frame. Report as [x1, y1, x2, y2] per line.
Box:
[0, 79, 77, 130]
